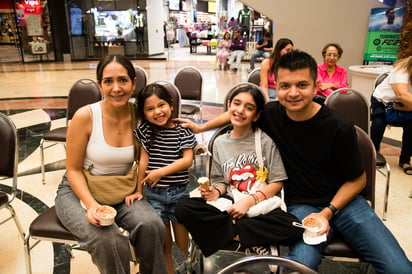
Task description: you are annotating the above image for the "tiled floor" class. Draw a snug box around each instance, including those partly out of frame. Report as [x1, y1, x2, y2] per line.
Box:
[0, 44, 411, 274]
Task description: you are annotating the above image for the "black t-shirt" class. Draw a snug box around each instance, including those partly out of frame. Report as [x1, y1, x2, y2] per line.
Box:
[257, 101, 364, 206]
[257, 39, 273, 50]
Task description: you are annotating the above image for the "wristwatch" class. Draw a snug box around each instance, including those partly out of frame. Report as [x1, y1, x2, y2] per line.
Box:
[327, 203, 339, 215]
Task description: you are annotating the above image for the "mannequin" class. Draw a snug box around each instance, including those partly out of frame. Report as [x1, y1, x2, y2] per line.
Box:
[134, 7, 145, 52]
[238, 5, 251, 40]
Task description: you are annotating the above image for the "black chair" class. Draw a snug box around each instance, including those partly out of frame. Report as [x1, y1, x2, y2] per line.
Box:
[321, 126, 377, 264]
[0, 112, 25, 240]
[247, 67, 261, 86]
[173, 66, 203, 122]
[132, 65, 148, 101]
[325, 87, 390, 221]
[23, 206, 137, 274]
[216, 255, 317, 274]
[40, 79, 102, 183]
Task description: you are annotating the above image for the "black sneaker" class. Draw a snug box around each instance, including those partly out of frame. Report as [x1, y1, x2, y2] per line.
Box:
[231, 68, 238, 72]
[245, 245, 278, 272]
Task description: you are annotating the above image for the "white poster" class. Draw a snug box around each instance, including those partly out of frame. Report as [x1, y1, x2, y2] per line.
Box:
[26, 14, 43, 36]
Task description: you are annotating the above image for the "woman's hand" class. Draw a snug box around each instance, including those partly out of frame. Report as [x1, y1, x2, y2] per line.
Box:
[85, 203, 102, 227]
[125, 192, 143, 206]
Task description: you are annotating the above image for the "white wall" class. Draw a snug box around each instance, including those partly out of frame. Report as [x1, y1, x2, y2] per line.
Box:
[241, 0, 387, 78]
[146, 0, 165, 55]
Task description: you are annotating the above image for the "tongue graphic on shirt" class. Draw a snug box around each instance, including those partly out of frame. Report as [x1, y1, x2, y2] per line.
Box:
[228, 164, 257, 193]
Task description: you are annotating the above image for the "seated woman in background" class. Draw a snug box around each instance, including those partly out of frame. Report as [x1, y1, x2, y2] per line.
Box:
[216, 31, 231, 70]
[260, 38, 294, 101]
[315, 43, 348, 104]
[371, 56, 412, 175]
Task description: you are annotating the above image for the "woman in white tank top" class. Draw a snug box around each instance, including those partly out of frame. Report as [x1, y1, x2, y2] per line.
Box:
[55, 55, 167, 274]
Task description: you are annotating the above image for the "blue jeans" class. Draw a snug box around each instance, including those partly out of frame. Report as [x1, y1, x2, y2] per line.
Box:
[287, 196, 412, 273]
[144, 185, 189, 224]
[268, 88, 277, 101]
[370, 96, 412, 165]
[55, 174, 167, 274]
[250, 50, 270, 69]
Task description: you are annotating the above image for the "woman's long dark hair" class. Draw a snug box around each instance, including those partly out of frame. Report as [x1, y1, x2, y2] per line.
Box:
[269, 38, 294, 74]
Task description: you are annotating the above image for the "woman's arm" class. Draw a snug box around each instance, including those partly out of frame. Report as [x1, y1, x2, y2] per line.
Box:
[65, 106, 101, 225]
[141, 148, 194, 187]
[391, 82, 412, 110]
[125, 146, 146, 205]
[260, 58, 270, 100]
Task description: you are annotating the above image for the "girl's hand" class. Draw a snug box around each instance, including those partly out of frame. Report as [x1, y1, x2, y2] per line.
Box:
[200, 186, 219, 201]
[142, 170, 162, 187]
[227, 196, 254, 219]
[85, 203, 102, 227]
[125, 192, 143, 206]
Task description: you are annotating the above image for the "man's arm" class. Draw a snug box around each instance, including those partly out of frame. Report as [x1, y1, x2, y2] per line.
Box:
[308, 172, 366, 234]
[174, 111, 230, 133]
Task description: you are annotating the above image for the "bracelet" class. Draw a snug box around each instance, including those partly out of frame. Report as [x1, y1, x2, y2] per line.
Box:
[213, 186, 222, 197]
[256, 190, 267, 200]
[327, 203, 339, 215]
[250, 194, 259, 204]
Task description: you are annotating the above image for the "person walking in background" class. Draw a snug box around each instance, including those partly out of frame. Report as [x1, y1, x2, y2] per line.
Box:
[55, 55, 167, 274]
[371, 56, 412, 175]
[215, 31, 231, 71]
[249, 32, 273, 71]
[227, 30, 246, 73]
[315, 42, 348, 104]
[259, 38, 293, 101]
[129, 84, 197, 274]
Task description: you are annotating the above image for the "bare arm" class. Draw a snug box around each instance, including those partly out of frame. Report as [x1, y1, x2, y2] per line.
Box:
[174, 111, 230, 133]
[260, 58, 271, 100]
[307, 172, 366, 235]
[125, 146, 146, 205]
[142, 148, 194, 187]
[391, 82, 412, 111]
[228, 182, 283, 219]
[65, 106, 101, 225]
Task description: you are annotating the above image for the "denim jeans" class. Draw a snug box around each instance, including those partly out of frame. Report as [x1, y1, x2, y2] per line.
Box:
[250, 50, 270, 69]
[287, 196, 412, 273]
[370, 96, 412, 165]
[55, 174, 167, 274]
[268, 88, 277, 101]
[144, 185, 189, 224]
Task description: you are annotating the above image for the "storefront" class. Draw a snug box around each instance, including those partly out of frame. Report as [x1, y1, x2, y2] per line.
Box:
[0, 0, 272, 63]
[0, 0, 54, 63]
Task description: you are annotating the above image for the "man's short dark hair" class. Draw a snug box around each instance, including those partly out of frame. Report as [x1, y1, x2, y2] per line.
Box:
[274, 50, 318, 83]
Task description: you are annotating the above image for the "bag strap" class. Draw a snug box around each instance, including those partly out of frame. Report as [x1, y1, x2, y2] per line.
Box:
[254, 128, 263, 167]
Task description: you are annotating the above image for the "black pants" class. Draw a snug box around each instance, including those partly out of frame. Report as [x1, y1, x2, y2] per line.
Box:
[175, 197, 303, 257]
